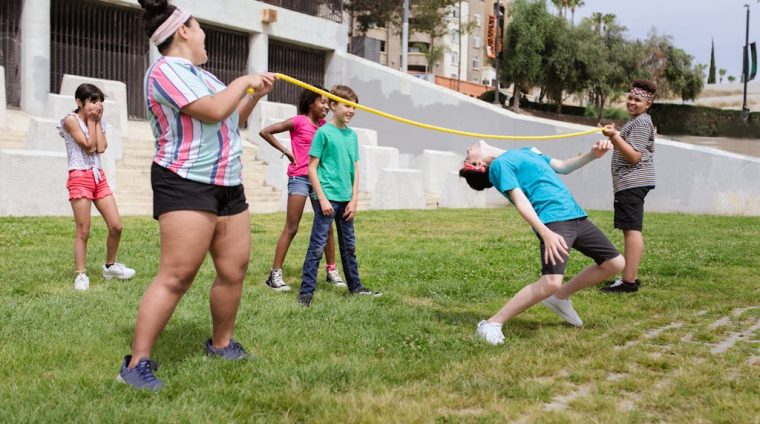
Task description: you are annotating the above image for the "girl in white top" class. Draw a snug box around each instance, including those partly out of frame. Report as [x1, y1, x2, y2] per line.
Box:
[59, 83, 135, 291]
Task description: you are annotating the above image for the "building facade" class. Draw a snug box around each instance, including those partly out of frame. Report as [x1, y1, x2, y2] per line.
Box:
[0, 0, 347, 117]
[351, 0, 506, 98]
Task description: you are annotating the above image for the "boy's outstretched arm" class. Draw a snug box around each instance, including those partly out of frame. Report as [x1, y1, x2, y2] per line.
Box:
[508, 188, 568, 266]
[550, 139, 612, 174]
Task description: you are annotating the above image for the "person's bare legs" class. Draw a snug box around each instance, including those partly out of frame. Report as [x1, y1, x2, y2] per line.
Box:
[93, 195, 122, 264]
[487, 274, 564, 324]
[128, 211, 216, 368]
[70, 198, 93, 273]
[208, 211, 250, 348]
[621, 230, 643, 283]
[272, 195, 337, 269]
[555, 255, 625, 299]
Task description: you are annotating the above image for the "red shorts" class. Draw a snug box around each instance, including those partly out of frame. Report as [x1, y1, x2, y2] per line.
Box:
[66, 169, 113, 201]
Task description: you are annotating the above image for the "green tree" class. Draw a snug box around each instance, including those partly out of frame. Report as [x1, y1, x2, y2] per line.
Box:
[541, 17, 585, 113]
[344, 0, 402, 35]
[719, 68, 727, 83]
[707, 39, 716, 84]
[502, 0, 554, 111]
[577, 14, 637, 120]
[728, 75, 736, 83]
[682, 63, 706, 102]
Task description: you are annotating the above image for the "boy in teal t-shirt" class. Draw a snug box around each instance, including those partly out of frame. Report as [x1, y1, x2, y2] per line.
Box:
[299, 85, 382, 306]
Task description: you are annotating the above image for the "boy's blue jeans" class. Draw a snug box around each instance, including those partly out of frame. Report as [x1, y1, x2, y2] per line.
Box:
[301, 200, 363, 296]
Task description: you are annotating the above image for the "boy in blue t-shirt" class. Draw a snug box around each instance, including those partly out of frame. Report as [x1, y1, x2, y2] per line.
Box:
[299, 85, 382, 307]
[459, 140, 625, 345]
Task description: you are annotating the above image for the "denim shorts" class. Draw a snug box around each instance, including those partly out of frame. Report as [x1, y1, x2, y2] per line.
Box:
[287, 175, 314, 197]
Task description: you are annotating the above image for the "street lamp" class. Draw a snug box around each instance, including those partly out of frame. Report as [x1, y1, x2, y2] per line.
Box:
[742, 3, 751, 121]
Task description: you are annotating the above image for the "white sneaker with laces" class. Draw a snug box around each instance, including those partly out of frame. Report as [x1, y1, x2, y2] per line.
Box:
[265, 268, 291, 292]
[326, 269, 347, 288]
[74, 273, 90, 291]
[476, 320, 505, 345]
[102, 262, 136, 280]
[542, 295, 584, 327]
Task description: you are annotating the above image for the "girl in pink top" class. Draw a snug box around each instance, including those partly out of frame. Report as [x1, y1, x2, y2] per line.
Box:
[259, 88, 344, 292]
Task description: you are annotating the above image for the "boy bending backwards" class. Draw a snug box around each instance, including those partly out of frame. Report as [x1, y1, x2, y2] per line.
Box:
[459, 140, 625, 345]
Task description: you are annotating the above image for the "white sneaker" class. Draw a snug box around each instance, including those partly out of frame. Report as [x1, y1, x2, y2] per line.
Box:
[74, 273, 90, 291]
[265, 268, 291, 292]
[326, 269, 347, 288]
[476, 320, 505, 345]
[542, 295, 584, 327]
[102, 262, 136, 280]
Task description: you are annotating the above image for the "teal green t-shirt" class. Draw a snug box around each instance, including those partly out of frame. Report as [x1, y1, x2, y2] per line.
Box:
[309, 123, 359, 202]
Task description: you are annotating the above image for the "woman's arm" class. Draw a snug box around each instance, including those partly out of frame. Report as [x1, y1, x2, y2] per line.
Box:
[259, 118, 296, 164]
[93, 105, 107, 154]
[509, 187, 568, 266]
[181, 73, 275, 123]
[237, 79, 275, 126]
[308, 156, 333, 216]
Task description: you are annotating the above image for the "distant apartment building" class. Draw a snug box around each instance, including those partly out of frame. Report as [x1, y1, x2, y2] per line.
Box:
[350, 0, 506, 98]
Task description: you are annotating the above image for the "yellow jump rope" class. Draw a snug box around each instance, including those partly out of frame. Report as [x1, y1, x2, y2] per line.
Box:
[248, 73, 602, 141]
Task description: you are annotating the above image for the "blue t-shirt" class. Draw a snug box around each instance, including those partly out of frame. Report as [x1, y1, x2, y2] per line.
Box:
[489, 147, 586, 224]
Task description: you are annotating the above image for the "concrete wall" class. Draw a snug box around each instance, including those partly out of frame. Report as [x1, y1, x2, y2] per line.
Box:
[0, 66, 5, 128]
[0, 150, 70, 216]
[108, 0, 347, 55]
[326, 52, 760, 215]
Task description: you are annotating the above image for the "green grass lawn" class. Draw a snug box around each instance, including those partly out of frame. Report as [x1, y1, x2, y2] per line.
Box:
[1, 209, 759, 423]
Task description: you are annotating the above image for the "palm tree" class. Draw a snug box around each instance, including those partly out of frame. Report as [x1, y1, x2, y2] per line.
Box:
[568, 0, 584, 26]
[551, 0, 566, 19]
[590, 12, 616, 35]
[719, 68, 727, 84]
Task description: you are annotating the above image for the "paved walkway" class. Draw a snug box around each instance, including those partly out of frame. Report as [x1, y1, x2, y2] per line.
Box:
[666, 135, 760, 158]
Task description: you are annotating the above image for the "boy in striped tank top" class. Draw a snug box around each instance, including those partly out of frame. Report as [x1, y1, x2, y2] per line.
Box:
[600, 80, 657, 293]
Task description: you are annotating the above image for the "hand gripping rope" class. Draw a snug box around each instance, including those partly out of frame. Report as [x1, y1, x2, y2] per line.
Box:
[248, 74, 602, 141]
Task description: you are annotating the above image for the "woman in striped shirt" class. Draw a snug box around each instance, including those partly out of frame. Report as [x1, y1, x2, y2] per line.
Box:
[118, 0, 275, 391]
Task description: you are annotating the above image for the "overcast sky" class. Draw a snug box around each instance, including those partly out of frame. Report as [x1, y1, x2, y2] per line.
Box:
[550, 0, 751, 80]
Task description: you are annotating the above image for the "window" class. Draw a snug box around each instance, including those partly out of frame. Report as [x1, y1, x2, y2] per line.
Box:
[450, 30, 458, 43]
[380, 40, 386, 53]
[474, 13, 481, 27]
[473, 35, 481, 48]
[451, 6, 459, 18]
[451, 51, 459, 65]
[472, 55, 480, 69]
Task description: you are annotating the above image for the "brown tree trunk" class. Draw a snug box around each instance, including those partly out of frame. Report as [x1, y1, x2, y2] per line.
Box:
[512, 84, 521, 112]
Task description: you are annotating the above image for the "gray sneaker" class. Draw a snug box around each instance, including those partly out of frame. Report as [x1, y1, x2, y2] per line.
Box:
[542, 295, 584, 327]
[326, 269, 347, 288]
[116, 355, 163, 391]
[204, 338, 250, 360]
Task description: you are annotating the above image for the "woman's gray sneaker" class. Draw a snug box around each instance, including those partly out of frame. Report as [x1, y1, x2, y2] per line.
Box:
[204, 338, 250, 360]
[117, 355, 163, 391]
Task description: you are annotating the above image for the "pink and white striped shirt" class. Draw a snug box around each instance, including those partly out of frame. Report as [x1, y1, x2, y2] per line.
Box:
[144, 56, 242, 186]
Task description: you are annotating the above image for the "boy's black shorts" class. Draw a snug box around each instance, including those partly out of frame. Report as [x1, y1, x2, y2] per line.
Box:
[614, 186, 653, 231]
[537, 217, 620, 275]
[151, 163, 248, 220]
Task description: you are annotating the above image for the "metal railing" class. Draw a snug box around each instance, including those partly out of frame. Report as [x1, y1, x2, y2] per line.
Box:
[201, 24, 248, 85]
[0, 0, 21, 107]
[50, 0, 149, 118]
[268, 40, 326, 105]
[259, 0, 342, 23]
